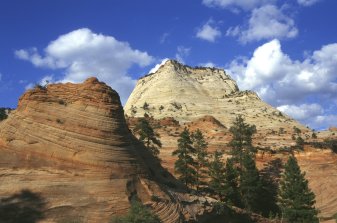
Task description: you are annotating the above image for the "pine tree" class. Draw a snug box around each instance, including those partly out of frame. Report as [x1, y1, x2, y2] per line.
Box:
[111, 200, 160, 223]
[239, 152, 262, 212]
[223, 157, 241, 207]
[172, 128, 197, 188]
[134, 118, 162, 157]
[208, 150, 226, 198]
[278, 156, 318, 223]
[191, 129, 208, 191]
[228, 115, 256, 168]
[0, 108, 8, 121]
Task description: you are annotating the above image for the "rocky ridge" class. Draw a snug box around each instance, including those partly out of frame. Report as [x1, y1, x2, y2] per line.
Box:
[0, 78, 220, 223]
[125, 59, 307, 140]
[125, 60, 337, 221]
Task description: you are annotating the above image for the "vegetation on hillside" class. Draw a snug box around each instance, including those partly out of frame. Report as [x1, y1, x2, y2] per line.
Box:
[191, 129, 208, 191]
[172, 128, 197, 187]
[134, 117, 162, 158]
[170, 115, 319, 221]
[278, 156, 319, 223]
[0, 108, 8, 121]
[111, 200, 160, 223]
[128, 114, 321, 222]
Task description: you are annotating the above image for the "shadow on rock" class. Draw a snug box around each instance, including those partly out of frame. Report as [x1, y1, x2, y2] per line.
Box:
[0, 189, 46, 223]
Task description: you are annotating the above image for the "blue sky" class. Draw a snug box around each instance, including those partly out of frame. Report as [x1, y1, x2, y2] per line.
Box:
[0, 0, 336, 130]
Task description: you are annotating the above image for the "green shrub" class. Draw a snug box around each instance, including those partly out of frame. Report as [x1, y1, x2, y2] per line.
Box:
[150, 195, 161, 202]
[143, 102, 149, 110]
[111, 200, 160, 223]
[0, 108, 8, 121]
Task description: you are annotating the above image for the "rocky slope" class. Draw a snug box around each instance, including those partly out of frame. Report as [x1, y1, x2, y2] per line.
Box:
[0, 78, 221, 223]
[125, 59, 308, 143]
[125, 60, 337, 221]
[1, 77, 139, 169]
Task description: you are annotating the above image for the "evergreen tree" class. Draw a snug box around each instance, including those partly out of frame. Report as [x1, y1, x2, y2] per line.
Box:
[111, 200, 160, 223]
[293, 126, 305, 150]
[172, 128, 197, 188]
[228, 115, 256, 168]
[295, 136, 305, 150]
[223, 157, 241, 207]
[259, 159, 283, 217]
[0, 108, 8, 121]
[191, 129, 208, 191]
[278, 156, 318, 223]
[208, 150, 226, 198]
[239, 153, 262, 212]
[134, 118, 162, 157]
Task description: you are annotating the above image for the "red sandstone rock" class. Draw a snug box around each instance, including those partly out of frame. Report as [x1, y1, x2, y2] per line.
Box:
[0, 78, 190, 222]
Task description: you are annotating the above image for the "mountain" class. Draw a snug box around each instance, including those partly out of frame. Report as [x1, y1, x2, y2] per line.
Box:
[125, 60, 337, 221]
[125, 60, 305, 132]
[0, 77, 217, 223]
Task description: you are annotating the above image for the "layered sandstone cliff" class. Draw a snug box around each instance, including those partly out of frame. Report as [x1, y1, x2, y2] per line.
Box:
[0, 78, 191, 222]
[1, 77, 139, 170]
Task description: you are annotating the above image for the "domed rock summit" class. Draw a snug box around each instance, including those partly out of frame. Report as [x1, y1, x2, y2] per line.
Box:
[0, 77, 215, 223]
[125, 59, 306, 139]
[124, 60, 337, 221]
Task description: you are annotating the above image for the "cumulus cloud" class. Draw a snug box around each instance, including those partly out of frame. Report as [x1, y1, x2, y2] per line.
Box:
[311, 115, 337, 130]
[175, 46, 191, 63]
[277, 104, 324, 121]
[202, 0, 275, 11]
[196, 20, 221, 42]
[227, 5, 298, 43]
[227, 39, 337, 129]
[278, 104, 337, 130]
[24, 75, 57, 90]
[297, 0, 321, 6]
[148, 58, 169, 74]
[199, 62, 217, 68]
[15, 28, 154, 104]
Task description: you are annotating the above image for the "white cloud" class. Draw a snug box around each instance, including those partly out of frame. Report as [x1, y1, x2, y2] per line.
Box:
[25, 75, 55, 90]
[160, 32, 170, 44]
[196, 20, 221, 42]
[148, 58, 169, 73]
[25, 83, 34, 90]
[312, 115, 337, 130]
[15, 28, 154, 104]
[40, 75, 54, 86]
[202, 0, 275, 11]
[175, 46, 191, 64]
[15, 48, 64, 69]
[227, 5, 298, 43]
[277, 104, 337, 130]
[277, 104, 324, 121]
[227, 39, 337, 129]
[199, 62, 217, 68]
[297, 0, 321, 6]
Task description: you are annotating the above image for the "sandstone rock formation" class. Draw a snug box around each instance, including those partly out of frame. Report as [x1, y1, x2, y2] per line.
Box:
[125, 60, 337, 221]
[125, 59, 308, 141]
[0, 78, 217, 223]
[1, 77, 139, 169]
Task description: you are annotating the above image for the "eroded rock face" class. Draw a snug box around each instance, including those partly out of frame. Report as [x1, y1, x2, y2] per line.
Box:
[125, 60, 307, 141]
[0, 78, 190, 222]
[124, 60, 337, 221]
[0, 77, 139, 170]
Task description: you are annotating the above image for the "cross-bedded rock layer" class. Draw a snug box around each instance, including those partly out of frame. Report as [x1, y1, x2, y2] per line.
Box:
[0, 78, 186, 222]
